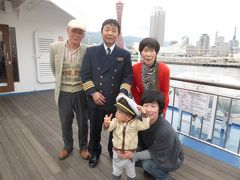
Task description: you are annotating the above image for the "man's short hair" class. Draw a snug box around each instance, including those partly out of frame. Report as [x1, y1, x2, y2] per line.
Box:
[101, 19, 121, 35]
[140, 90, 165, 115]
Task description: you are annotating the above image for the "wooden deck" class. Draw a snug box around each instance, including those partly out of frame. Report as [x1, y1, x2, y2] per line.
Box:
[0, 90, 239, 180]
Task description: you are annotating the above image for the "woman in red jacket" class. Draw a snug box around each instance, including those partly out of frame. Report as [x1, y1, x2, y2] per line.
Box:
[131, 37, 170, 116]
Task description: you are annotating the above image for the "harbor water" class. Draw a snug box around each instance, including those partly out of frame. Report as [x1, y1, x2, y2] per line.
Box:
[168, 64, 240, 82]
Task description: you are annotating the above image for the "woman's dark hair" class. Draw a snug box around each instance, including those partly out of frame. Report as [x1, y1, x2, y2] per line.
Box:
[139, 37, 160, 53]
[140, 90, 165, 115]
[101, 19, 121, 35]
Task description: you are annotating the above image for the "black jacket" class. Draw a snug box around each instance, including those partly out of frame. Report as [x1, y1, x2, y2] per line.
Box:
[138, 117, 184, 170]
[81, 44, 132, 111]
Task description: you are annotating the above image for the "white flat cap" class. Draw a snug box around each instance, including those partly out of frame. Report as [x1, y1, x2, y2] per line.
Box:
[68, 19, 86, 31]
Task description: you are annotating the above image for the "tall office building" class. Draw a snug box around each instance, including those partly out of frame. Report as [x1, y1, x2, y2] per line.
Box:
[150, 6, 165, 46]
[116, 1, 124, 48]
[197, 34, 210, 56]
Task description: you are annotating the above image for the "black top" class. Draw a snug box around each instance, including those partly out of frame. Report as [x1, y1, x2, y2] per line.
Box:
[138, 116, 184, 170]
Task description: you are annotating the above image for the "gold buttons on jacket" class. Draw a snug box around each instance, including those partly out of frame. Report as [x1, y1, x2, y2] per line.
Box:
[99, 83, 102, 86]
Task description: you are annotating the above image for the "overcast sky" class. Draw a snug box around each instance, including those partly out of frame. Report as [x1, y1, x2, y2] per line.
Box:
[51, 0, 239, 45]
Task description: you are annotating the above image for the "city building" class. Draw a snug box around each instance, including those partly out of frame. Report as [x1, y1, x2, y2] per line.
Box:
[197, 34, 210, 56]
[186, 45, 198, 56]
[210, 44, 230, 57]
[230, 27, 239, 55]
[212, 32, 230, 56]
[115, 1, 124, 48]
[150, 6, 165, 46]
[214, 32, 224, 46]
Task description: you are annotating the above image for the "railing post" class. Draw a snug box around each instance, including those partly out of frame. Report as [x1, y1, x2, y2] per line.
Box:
[207, 96, 218, 141]
[199, 116, 204, 139]
[189, 114, 194, 135]
[223, 98, 233, 149]
[170, 87, 176, 126]
[238, 139, 240, 154]
[177, 109, 184, 132]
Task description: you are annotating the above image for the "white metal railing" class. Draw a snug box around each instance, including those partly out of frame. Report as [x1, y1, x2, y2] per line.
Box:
[167, 77, 240, 156]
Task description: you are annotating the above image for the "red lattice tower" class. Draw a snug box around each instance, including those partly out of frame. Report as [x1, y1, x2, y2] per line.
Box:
[116, 1, 124, 48]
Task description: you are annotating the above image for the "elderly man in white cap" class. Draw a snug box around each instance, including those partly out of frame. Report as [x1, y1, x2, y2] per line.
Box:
[50, 19, 89, 160]
[103, 94, 150, 180]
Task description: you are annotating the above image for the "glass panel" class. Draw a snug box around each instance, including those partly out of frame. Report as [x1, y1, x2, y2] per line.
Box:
[0, 30, 7, 86]
[9, 27, 19, 82]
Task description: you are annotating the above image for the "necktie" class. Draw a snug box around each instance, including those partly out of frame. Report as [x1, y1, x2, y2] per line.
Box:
[107, 48, 111, 55]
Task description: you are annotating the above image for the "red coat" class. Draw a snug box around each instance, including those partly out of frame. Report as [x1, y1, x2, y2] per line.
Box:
[131, 61, 170, 114]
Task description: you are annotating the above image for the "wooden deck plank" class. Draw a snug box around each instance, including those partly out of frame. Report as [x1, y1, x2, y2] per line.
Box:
[0, 90, 239, 180]
[1, 96, 19, 118]
[2, 117, 42, 180]
[10, 116, 53, 179]
[0, 122, 30, 180]
[5, 95, 31, 118]
[73, 163, 97, 180]
[184, 146, 240, 179]
[184, 152, 238, 180]
[183, 157, 224, 179]
[171, 164, 200, 180]
[32, 101, 88, 159]
[18, 114, 78, 171]
[0, 143, 15, 180]
[55, 171, 71, 180]
[21, 107, 91, 171]
[8, 95, 30, 116]
[0, 98, 12, 119]
[13, 94, 39, 115]
[65, 168, 82, 180]
[44, 175, 57, 180]
[170, 170, 191, 180]
[14, 116, 62, 175]
[33, 112, 84, 164]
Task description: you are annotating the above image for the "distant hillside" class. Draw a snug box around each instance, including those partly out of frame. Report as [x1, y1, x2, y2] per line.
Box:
[123, 36, 142, 46]
[83, 31, 142, 46]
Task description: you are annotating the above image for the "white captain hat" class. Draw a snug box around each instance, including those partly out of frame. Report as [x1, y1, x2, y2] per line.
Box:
[115, 94, 140, 117]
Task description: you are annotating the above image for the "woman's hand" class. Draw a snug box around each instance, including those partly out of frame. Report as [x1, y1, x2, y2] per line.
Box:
[117, 150, 134, 160]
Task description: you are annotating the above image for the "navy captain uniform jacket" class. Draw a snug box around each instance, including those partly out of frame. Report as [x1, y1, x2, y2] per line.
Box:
[81, 44, 132, 111]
